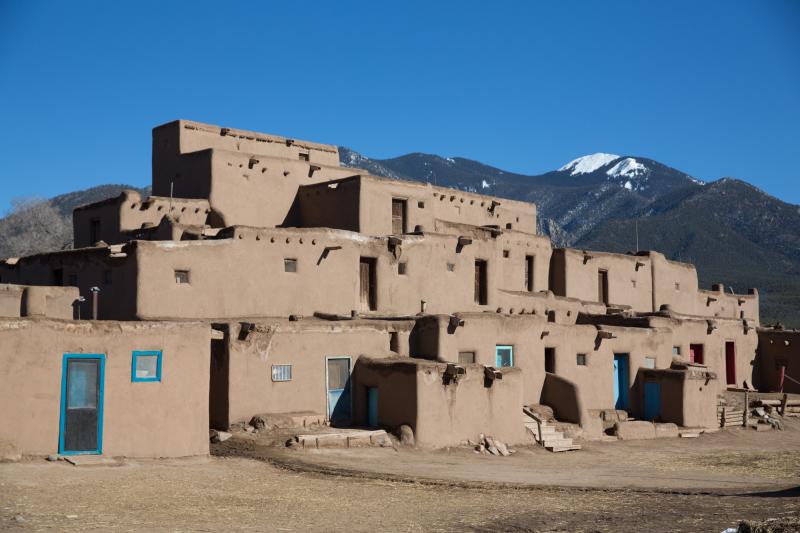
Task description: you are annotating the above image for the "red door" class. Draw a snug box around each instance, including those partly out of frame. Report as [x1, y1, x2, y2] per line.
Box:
[689, 344, 704, 364]
[725, 342, 736, 385]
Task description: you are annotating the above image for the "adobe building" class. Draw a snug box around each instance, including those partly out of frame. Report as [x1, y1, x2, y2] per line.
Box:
[0, 119, 783, 457]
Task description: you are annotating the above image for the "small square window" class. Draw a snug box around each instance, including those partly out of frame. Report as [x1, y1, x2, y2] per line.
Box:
[458, 351, 476, 364]
[576, 354, 587, 366]
[672, 346, 681, 356]
[446, 263, 455, 272]
[175, 270, 190, 284]
[284, 258, 298, 273]
[644, 357, 656, 369]
[272, 364, 292, 382]
[503, 250, 510, 258]
[418, 201, 425, 209]
[398, 262, 407, 275]
[299, 152, 310, 161]
[505, 223, 512, 229]
[132, 351, 162, 382]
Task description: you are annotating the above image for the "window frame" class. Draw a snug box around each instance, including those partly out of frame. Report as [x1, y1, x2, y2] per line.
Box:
[131, 350, 162, 383]
[576, 353, 587, 366]
[271, 364, 293, 382]
[174, 270, 190, 284]
[284, 258, 298, 273]
[495, 345, 514, 368]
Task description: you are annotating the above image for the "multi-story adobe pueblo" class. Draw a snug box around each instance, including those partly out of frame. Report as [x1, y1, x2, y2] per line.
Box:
[0, 120, 795, 457]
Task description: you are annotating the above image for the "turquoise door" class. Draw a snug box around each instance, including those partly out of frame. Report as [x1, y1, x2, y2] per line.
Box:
[59, 354, 105, 455]
[613, 354, 629, 409]
[644, 382, 661, 421]
[367, 387, 379, 427]
[326, 357, 351, 426]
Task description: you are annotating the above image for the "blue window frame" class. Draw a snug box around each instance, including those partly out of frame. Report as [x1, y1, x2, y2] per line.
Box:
[495, 345, 514, 367]
[59, 354, 105, 455]
[131, 350, 162, 382]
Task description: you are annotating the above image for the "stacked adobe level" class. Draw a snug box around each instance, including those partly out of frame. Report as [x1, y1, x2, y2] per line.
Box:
[0, 120, 786, 457]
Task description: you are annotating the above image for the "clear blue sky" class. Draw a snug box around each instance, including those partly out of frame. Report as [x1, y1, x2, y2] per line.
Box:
[1, 0, 798, 212]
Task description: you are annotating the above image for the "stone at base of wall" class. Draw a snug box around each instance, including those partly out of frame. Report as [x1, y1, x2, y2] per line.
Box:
[654, 423, 679, 438]
[614, 421, 657, 440]
[0, 440, 21, 462]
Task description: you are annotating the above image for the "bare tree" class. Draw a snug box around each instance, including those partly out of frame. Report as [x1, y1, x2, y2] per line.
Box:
[0, 197, 72, 259]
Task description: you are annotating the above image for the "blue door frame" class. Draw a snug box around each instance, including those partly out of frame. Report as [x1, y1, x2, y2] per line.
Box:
[367, 387, 379, 427]
[58, 354, 106, 455]
[613, 354, 629, 410]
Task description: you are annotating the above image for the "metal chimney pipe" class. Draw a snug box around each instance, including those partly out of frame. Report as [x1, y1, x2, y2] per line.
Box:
[90, 286, 100, 320]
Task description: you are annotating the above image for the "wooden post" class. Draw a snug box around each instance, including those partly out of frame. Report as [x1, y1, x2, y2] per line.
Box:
[743, 389, 749, 427]
[721, 406, 726, 428]
[780, 393, 788, 416]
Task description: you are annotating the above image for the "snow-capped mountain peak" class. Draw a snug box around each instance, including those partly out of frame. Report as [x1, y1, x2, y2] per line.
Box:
[606, 157, 648, 178]
[558, 153, 620, 176]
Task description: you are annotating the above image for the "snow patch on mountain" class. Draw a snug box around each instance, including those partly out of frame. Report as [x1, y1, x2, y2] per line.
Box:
[481, 180, 491, 189]
[559, 153, 620, 175]
[606, 158, 647, 178]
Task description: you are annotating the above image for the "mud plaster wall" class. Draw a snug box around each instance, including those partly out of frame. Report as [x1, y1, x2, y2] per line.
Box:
[354, 358, 526, 448]
[131, 228, 554, 320]
[0, 284, 78, 319]
[756, 330, 800, 393]
[0, 319, 210, 458]
[634, 369, 719, 428]
[224, 321, 411, 424]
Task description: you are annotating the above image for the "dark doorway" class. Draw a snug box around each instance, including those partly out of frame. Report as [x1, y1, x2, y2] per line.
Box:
[52, 268, 64, 286]
[545, 347, 556, 374]
[209, 325, 230, 430]
[598, 269, 609, 304]
[725, 341, 736, 385]
[59, 354, 104, 454]
[360, 257, 377, 311]
[689, 344, 704, 365]
[525, 255, 534, 292]
[391, 198, 407, 235]
[474, 260, 488, 305]
[90, 219, 101, 245]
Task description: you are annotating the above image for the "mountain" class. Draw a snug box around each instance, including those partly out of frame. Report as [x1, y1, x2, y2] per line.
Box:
[340, 149, 800, 327]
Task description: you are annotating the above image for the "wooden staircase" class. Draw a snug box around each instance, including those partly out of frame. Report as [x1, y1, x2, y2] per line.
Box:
[523, 407, 581, 452]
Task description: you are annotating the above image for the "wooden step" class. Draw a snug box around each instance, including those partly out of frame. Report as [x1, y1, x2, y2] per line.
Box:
[542, 438, 573, 447]
[547, 444, 582, 452]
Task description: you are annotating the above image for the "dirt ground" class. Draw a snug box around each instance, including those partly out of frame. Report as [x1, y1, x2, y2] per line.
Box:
[1, 423, 799, 532]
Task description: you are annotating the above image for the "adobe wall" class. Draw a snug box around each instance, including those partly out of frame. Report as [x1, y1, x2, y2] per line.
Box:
[0, 318, 210, 458]
[129, 227, 553, 320]
[552, 249, 654, 311]
[633, 367, 719, 428]
[152, 121, 356, 228]
[0, 248, 139, 320]
[353, 357, 527, 448]
[756, 329, 800, 393]
[295, 175, 538, 236]
[73, 190, 210, 248]
[220, 319, 414, 425]
[0, 284, 78, 319]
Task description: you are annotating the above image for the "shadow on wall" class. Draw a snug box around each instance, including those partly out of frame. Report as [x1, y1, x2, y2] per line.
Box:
[539, 373, 583, 424]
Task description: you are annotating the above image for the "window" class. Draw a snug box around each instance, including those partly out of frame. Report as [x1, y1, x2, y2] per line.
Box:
[417, 201, 425, 209]
[503, 249, 510, 258]
[505, 223, 512, 229]
[398, 262, 407, 275]
[447, 263, 455, 272]
[672, 346, 681, 356]
[495, 345, 513, 367]
[360, 257, 377, 311]
[174, 270, 190, 284]
[525, 255, 534, 292]
[299, 152, 310, 161]
[103, 270, 112, 286]
[545, 347, 556, 373]
[576, 353, 587, 366]
[458, 351, 476, 364]
[131, 350, 162, 382]
[644, 357, 656, 369]
[689, 344, 704, 364]
[271, 364, 292, 382]
[284, 258, 298, 273]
